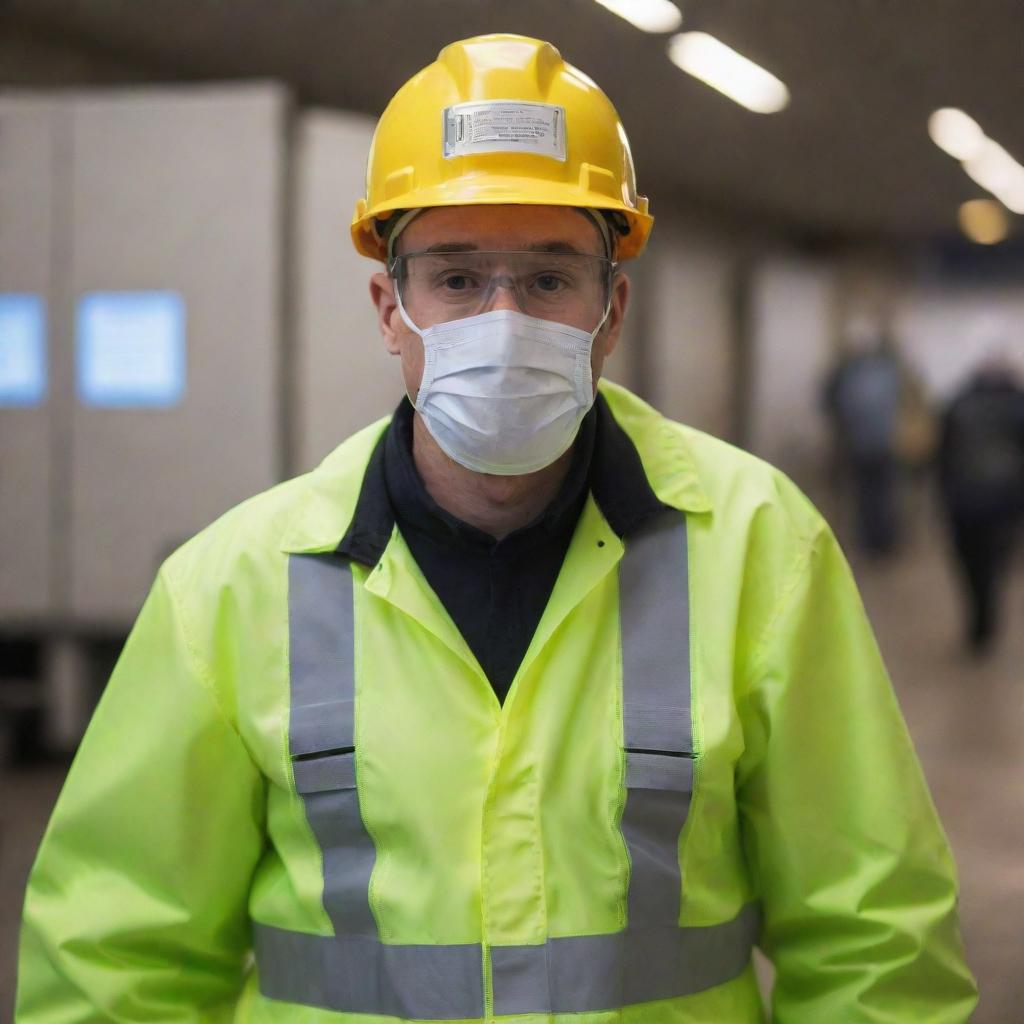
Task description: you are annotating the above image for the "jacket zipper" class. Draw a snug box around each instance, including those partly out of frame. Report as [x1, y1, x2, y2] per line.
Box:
[482, 940, 494, 1021]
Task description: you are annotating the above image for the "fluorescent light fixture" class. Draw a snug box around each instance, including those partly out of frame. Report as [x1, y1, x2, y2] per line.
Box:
[928, 108, 984, 161]
[667, 32, 789, 114]
[964, 138, 1024, 215]
[929, 108, 1024, 215]
[958, 199, 1009, 245]
[594, 0, 683, 33]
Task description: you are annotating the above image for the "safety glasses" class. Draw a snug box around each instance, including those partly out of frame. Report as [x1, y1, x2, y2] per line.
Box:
[389, 249, 616, 329]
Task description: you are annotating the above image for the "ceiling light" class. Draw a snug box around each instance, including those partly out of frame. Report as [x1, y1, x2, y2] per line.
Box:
[928, 108, 984, 161]
[667, 32, 789, 114]
[593, 0, 683, 33]
[958, 199, 1010, 245]
[964, 138, 1024, 215]
[928, 108, 1024, 215]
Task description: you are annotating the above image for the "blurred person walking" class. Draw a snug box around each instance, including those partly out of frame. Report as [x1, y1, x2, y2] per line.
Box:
[16, 34, 976, 1024]
[823, 327, 909, 556]
[938, 360, 1024, 654]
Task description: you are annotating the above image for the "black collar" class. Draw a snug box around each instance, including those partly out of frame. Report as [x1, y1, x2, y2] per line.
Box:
[337, 392, 671, 566]
[383, 396, 595, 558]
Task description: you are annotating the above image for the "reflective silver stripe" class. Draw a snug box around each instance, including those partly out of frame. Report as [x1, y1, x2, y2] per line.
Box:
[490, 904, 760, 1014]
[254, 923, 485, 1020]
[290, 699, 354, 756]
[282, 554, 486, 1017]
[289, 555, 355, 750]
[619, 512, 692, 753]
[288, 554, 375, 935]
[618, 512, 694, 929]
[625, 749, 693, 792]
[254, 906, 758, 1017]
[292, 751, 356, 794]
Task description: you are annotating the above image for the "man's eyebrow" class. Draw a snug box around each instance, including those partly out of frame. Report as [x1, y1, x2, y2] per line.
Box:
[524, 241, 586, 254]
[422, 242, 480, 253]
[419, 241, 591, 255]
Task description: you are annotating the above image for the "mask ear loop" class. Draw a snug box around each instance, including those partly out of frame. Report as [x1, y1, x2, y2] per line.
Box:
[390, 276, 437, 411]
[590, 261, 618, 341]
[394, 288, 423, 337]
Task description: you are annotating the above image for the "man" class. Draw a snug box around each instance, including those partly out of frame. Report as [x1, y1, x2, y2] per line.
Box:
[17, 33, 976, 1023]
[938, 359, 1024, 653]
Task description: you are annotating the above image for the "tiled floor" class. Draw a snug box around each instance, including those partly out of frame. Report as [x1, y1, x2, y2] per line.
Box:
[1, 520, 1021, 1020]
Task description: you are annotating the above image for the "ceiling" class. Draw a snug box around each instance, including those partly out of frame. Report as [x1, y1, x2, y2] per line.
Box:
[2, 0, 1021, 243]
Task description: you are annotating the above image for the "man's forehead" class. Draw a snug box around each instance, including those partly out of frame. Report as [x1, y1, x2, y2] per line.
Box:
[397, 205, 605, 255]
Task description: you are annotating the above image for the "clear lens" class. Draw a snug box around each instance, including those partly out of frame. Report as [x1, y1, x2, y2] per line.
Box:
[391, 250, 614, 330]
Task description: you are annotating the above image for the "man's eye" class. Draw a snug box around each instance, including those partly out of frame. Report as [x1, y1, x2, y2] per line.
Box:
[534, 273, 566, 292]
[440, 273, 476, 291]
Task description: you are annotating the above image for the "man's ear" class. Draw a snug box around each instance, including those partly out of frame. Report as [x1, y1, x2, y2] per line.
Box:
[370, 271, 401, 355]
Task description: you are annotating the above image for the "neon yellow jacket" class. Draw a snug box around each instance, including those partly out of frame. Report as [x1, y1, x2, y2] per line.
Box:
[17, 381, 976, 1023]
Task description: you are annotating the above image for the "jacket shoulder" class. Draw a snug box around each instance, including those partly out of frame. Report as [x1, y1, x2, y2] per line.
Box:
[601, 379, 825, 546]
[161, 416, 390, 591]
[678, 424, 825, 545]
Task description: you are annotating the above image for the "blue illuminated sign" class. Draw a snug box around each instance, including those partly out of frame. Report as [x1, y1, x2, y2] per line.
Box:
[77, 291, 186, 407]
[0, 294, 46, 406]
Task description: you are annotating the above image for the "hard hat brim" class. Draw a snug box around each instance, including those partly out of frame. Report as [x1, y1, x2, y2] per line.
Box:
[352, 180, 652, 263]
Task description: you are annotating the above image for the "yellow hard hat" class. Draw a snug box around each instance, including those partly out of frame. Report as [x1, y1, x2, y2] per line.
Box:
[351, 34, 653, 261]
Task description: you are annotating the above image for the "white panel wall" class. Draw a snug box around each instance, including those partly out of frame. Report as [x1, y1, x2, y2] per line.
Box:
[644, 221, 736, 439]
[0, 97, 58, 621]
[68, 84, 286, 622]
[748, 257, 836, 477]
[894, 285, 1024, 400]
[293, 109, 401, 471]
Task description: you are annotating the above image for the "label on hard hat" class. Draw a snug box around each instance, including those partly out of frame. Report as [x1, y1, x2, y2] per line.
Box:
[442, 101, 567, 161]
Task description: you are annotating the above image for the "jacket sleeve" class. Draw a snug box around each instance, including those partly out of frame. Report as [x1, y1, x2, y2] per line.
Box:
[735, 519, 977, 1023]
[16, 567, 266, 1023]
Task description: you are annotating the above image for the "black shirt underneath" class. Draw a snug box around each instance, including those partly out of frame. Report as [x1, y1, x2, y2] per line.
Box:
[337, 394, 669, 704]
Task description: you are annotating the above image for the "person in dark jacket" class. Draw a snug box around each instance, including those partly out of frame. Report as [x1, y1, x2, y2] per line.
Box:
[938, 362, 1024, 653]
[824, 334, 905, 555]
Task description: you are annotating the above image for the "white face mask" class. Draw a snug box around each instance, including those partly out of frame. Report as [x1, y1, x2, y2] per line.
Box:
[397, 299, 606, 476]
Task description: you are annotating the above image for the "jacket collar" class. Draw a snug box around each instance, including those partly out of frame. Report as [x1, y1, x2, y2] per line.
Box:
[279, 417, 391, 555]
[597, 380, 712, 516]
[279, 381, 711, 557]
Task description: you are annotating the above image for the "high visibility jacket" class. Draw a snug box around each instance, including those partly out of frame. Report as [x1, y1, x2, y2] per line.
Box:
[17, 381, 976, 1023]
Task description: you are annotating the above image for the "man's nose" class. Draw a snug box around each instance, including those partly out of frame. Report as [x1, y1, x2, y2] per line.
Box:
[482, 276, 523, 313]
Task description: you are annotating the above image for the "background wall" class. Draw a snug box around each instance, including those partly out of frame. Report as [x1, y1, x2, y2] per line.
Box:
[66, 85, 286, 623]
[748, 255, 837, 484]
[896, 284, 1024, 399]
[292, 109, 401, 471]
[0, 96, 58, 623]
[0, 85, 288, 756]
[644, 219, 739, 441]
